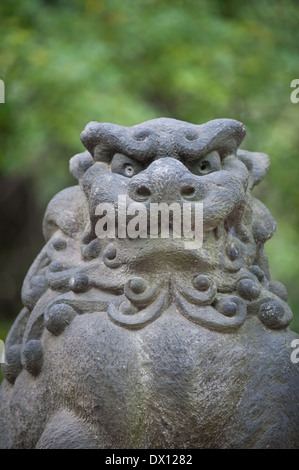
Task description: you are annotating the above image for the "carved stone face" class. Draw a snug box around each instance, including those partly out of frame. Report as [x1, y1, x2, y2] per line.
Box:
[1, 118, 298, 449]
[81, 118, 248, 237]
[75, 119, 255, 274]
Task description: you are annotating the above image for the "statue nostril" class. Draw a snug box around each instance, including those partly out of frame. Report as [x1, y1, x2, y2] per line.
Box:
[180, 185, 195, 198]
[135, 185, 151, 200]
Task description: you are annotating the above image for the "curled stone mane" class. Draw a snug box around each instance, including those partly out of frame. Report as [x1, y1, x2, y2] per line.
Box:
[0, 117, 298, 449]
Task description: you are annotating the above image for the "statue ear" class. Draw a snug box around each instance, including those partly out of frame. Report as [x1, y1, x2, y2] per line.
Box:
[69, 151, 94, 182]
[237, 149, 270, 190]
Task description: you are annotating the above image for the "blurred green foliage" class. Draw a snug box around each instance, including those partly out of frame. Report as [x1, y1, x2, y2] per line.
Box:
[0, 0, 298, 336]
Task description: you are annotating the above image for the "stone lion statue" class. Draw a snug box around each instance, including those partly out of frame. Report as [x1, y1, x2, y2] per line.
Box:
[0, 118, 298, 448]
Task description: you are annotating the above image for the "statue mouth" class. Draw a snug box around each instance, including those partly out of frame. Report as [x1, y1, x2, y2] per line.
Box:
[93, 195, 204, 248]
[99, 226, 218, 276]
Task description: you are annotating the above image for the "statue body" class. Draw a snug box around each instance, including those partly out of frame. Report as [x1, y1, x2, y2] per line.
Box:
[0, 118, 298, 448]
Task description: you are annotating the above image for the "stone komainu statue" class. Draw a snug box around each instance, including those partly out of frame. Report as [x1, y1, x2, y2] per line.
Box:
[0, 118, 298, 449]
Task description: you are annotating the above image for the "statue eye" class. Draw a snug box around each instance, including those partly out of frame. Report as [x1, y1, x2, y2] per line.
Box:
[198, 160, 211, 174]
[190, 151, 221, 176]
[111, 153, 143, 178]
[123, 163, 135, 177]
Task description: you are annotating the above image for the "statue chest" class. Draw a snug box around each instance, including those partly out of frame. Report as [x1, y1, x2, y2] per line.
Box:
[41, 306, 250, 447]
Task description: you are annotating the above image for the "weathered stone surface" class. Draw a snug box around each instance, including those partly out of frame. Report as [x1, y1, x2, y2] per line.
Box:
[0, 117, 298, 449]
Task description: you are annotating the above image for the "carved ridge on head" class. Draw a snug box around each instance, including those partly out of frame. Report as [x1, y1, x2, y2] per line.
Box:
[80, 118, 246, 163]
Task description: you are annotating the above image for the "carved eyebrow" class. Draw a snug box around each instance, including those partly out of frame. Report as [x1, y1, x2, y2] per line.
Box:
[80, 122, 158, 163]
[176, 119, 246, 162]
[80, 118, 246, 163]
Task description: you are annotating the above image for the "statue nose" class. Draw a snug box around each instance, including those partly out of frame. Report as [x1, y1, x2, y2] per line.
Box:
[180, 184, 196, 199]
[131, 184, 152, 202]
[127, 158, 205, 204]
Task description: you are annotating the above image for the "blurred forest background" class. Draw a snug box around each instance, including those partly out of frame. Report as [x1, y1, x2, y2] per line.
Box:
[0, 0, 298, 346]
